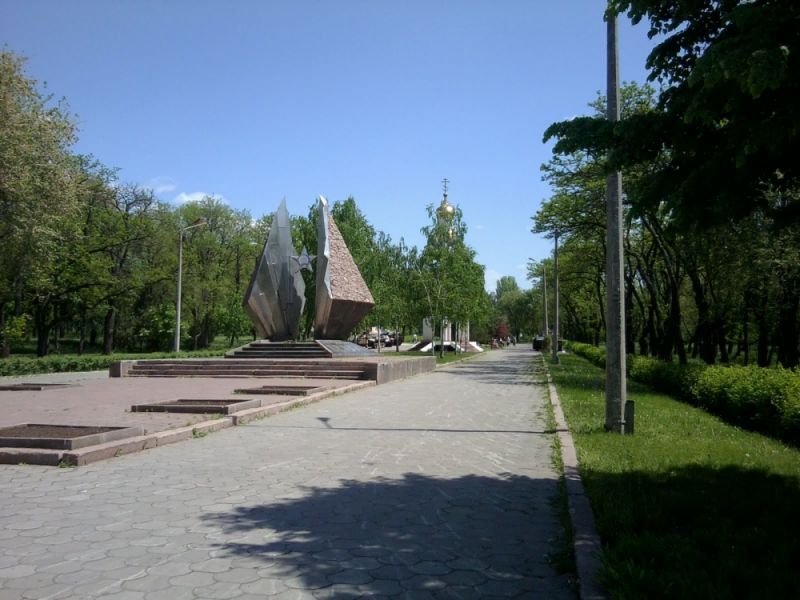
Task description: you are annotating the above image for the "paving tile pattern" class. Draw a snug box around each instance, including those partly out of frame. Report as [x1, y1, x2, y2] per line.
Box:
[0, 347, 574, 599]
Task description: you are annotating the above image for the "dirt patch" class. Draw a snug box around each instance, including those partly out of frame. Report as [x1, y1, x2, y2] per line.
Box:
[0, 424, 116, 438]
[234, 385, 326, 396]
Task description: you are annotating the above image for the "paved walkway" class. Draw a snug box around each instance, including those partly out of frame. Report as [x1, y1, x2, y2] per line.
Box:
[0, 347, 573, 599]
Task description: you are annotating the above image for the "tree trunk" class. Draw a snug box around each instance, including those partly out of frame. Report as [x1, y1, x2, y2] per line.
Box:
[35, 305, 50, 357]
[103, 307, 116, 355]
[0, 304, 9, 358]
[688, 268, 715, 364]
[78, 309, 86, 355]
[776, 289, 799, 368]
[718, 322, 730, 363]
[743, 305, 749, 365]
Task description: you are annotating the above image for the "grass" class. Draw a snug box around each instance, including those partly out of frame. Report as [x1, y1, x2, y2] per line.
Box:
[549, 352, 800, 599]
[400, 350, 487, 365]
[534, 356, 577, 580]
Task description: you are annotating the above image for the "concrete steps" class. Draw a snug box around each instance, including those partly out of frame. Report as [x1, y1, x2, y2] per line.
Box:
[225, 341, 330, 359]
[125, 359, 369, 380]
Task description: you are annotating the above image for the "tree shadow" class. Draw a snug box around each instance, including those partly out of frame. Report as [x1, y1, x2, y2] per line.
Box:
[433, 353, 543, 387]
[201, 473, 575, 598]
[584, 464, 800, 599]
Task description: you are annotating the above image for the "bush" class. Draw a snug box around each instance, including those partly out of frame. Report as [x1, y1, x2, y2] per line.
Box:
[565, 341, 800, 444]
[0, 350, 224, 377]
[628, 354, 706, 401]
[692, 365, 800, 441]
[568, 341, 606, 368]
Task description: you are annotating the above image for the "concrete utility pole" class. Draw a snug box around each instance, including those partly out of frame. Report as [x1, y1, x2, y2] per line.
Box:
[605, 14, 629, 433]
[174, 218, 207, 353]
[542, 266, 549, 336]
[552, 231, 560, 364]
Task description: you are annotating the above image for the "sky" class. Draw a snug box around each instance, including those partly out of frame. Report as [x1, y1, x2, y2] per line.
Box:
[1, 0, 657, 292]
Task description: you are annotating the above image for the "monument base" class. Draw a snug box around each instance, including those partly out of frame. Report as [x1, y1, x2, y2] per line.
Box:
[224, 339, 374, 359]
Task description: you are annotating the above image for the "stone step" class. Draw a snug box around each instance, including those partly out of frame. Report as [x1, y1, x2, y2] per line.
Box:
[128, 372, 365, 379]
[230, 352, 329, 358]
[131, 365, 364, 374]
[225, 341, 332, 359]
[128, 362, 365, 371]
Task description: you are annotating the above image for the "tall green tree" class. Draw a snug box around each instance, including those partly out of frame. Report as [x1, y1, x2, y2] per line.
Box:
[0, 51, 78, 356]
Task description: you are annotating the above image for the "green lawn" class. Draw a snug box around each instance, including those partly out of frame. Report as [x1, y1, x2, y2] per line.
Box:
[549, 353, 800, 599]
[400, 350, 486, 365]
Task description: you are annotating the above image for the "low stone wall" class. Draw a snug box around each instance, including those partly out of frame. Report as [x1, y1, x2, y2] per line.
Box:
[361, 356, 436, 385]
[109, 360, 136, 377]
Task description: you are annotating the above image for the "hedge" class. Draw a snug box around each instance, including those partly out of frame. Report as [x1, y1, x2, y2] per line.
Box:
[567, 341, 800, 444]
[0, 350, 224, 377]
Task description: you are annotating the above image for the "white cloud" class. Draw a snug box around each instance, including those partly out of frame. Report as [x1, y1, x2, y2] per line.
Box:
[474, 224, 485, 230]
[173, 191, 227, 205]
[484, 268, 501, 293]
[147, 177, 178, 195]
[515, 264, 526, 270]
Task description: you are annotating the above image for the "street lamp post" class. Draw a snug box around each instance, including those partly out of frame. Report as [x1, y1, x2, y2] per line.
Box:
[552, 230, 560, 364]
[605, 14, 629, 433]
[542, 264, 549, 337]
[174, 218, 207, 352]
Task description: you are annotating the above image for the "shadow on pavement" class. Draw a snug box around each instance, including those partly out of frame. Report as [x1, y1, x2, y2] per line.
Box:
[434, 352, 542, 386]
[202, 472, 571, 598]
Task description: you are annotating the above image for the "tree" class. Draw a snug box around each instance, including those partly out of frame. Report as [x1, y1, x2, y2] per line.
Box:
[547, 0, 800, 227]
[0, 51, 78, 356]
[417, 201, 486, 356]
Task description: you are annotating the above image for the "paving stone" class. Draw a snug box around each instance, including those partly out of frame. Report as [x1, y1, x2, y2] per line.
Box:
[191, 581, 243, 599]
[401, 574, 450, 591]
[212, 568, 260, 584]
[19, 583, 73, 599]
[169, 571, 217, 588]
[96, 590, 147, 599]
[240, 577, 288, 596]
[410, 561, 451, 576]
[146, 561, 192, 577]
[144, 586, 196, 600]
[0, 348, 571, 600]
[122, 574, 174, 593]
[192, 558, 233, 573]
[476, 577, 537, 597]
[358, 578, 405, 595]
[0, 564, 36, 578]
[327, 568, 373, 585]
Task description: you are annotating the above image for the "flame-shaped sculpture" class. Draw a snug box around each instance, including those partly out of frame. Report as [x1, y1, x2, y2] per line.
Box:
[314, 196, 374, 339]
[242, 200, 306, 340]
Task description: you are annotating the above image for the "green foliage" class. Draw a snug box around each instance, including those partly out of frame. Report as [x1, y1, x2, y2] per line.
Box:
[549, 352, 800, 599]
[0, 50, 495, 357]
[568, 341, 800, 444]
[568, 341, 605, 368]
[692, 365, 800, 442]
[0, 349, 223, 376]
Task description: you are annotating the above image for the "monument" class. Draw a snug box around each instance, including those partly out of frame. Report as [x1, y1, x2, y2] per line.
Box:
[314, 196, 375, 340]
[242, 197, 374, 343]
[242, 200, 308, 340]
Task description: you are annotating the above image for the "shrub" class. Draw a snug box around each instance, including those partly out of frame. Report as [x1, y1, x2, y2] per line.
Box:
[0, 350, 224, 377]
[565, 341, 800, 444]
[692, 365, 800, 441]
[568, 341, 605, 368]
[628, 354, 706, 401]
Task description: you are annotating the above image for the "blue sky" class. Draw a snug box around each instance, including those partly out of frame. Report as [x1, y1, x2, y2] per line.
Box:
[2, 1, 656, 292]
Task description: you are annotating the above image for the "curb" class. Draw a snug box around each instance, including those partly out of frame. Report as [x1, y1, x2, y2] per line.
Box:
[545, 361, 606, 600]
[231, 380, 376, 425]
[0, 380, 375, 467]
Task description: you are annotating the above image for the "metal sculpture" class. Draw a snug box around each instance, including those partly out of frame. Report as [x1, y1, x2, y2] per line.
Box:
[242, 200, 306, 340]
[314, 196, 374, 339]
